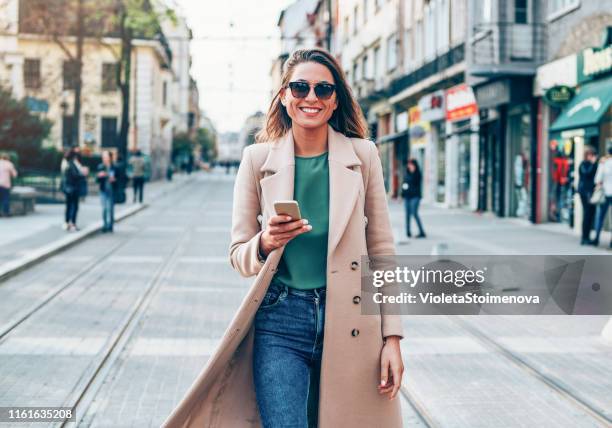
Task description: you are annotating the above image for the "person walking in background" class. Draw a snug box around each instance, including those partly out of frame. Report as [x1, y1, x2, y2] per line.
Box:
[96, 151, 117, 233]
[402, 158, 426, 238]
[592, 146, 612, 248]
[577, 147, 598, 245]
[0, 153, 17, 217]
[129, 150, 146, 203]
[61, 148, 85, 232]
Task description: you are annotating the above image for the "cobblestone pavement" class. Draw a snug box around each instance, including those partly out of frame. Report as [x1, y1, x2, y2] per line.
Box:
[0, 172, 609, 427]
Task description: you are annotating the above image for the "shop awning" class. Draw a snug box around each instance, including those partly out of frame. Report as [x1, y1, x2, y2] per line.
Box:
[549, 77, 612, 136]
[377, 129, 408, 144]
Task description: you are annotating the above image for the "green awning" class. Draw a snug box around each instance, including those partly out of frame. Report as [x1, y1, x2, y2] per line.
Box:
[549, 77, 612, 134]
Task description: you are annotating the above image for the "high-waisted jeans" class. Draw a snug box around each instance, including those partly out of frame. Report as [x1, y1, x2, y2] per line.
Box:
[253, 280, 326, 428]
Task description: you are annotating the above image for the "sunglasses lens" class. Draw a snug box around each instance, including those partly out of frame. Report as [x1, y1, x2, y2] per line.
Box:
[314, 84, 335, 99]
[289, 82, 310, 98]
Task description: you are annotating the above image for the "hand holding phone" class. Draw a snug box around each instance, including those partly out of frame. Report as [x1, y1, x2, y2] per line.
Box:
[259, 200, 311, 257]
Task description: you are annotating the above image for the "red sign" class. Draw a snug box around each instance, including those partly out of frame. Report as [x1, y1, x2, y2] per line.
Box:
[445, 84, 477, 121]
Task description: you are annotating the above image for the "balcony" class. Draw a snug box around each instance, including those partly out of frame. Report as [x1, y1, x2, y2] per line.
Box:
[470, 22, 546, 78]
[389, 43, 465, 96]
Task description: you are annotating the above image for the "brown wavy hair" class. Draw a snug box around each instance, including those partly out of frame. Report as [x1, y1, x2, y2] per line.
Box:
[255, 48, 369, 143]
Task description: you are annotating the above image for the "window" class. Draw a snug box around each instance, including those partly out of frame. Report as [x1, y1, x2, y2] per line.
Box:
[387, 33, 397, 71]
[63, 60, 79, 90]
[362, 53, 369, 80]
[24, 59, 41, 89]
[373, 45, 381, 80]
[352, 62, 359, 85]
[353, 5, 359, 34]
[102, 63, 118, 92]
[163, 81, 168, 106]
[101, 117, 117, 148]
[363, 0, 368, 23]
[548, 0, 580, 20]
[344, 16, 349, 43]
[62, 116, 76, 147]
[414, 21, 423, 65]
[515, 0, 528, 23]
[374, 0, 381, 12]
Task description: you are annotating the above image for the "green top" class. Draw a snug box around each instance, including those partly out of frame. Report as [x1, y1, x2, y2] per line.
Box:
[273, 151, 329, 290]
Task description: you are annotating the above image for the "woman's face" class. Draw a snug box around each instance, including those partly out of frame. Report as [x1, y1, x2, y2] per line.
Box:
[280, 61, 338, 131]
[407, 162, 415, 172]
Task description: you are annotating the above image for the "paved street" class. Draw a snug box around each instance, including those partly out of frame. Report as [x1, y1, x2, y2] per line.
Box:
[0, 172, 610, 427]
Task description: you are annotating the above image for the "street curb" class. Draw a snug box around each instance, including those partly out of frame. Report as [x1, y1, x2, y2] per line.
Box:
[0, 175, 193, 284]
[0, 203, 146, 284]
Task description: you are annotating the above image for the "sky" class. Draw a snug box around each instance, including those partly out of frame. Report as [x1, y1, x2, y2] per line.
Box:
[175, 0, 296, 133]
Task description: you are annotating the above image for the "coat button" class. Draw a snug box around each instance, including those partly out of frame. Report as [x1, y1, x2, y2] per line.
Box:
[351, 329, 360, 337]
[350, 261, 359, 270]
[353, 295, 361, 304]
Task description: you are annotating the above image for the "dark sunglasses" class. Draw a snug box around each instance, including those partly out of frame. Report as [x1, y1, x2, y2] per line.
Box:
[287, 81, 336, 100]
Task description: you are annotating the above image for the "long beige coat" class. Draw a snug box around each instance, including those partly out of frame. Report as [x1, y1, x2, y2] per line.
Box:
[162, 124, 404, 428]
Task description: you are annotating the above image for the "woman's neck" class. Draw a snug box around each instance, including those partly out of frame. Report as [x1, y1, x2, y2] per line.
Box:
[292, 124, 328, 157]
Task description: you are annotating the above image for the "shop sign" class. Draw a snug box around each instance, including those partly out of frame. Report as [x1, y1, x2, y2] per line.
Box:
[25, 97, 49, 113]
[418, 90, 445, 122]
[474, 79, 511, 109]
[543, 85, 574, 107]
[578, 45, 612, 84]
[395, 111, 408, 132]
[445, 84, 477, 121]
[409, 105, 430, 144]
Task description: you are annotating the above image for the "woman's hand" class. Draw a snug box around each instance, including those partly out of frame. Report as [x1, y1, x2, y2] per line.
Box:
[378, 336, 404, 400]
[259, 215, 312, 257]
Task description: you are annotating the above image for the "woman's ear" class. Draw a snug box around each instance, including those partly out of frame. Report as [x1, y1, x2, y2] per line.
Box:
[279, 87, 287, 107]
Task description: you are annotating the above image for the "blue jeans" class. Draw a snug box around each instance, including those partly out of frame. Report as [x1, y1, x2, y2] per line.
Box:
[100, 190, 115, 230]
[0, 186, 9, 215]
[594, 196, 612, 244]
[404, 196, 425, 236]
[253, 280, 326, 428]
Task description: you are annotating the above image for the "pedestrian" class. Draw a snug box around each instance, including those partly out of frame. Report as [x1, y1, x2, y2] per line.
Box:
[61, 148, 85, 231]
[592, 146, 612, 248]
[0, 153, 17, 217]
[163, 48, 404, 428]
[577, 146, 598, 245]
[401, 158, 426, 238]
[129, 149, 146, 203]
[96, 150, 117, 233]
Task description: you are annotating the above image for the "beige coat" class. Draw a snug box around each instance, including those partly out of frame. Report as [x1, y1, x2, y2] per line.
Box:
[162, 124, 404, 428]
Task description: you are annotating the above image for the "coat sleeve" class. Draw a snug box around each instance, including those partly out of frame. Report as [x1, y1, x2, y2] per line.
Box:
[229, 146, 266, 278]
[364, 141, 404, 340]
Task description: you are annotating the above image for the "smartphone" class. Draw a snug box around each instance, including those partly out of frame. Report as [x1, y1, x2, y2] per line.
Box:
[274, 200, 302, 220]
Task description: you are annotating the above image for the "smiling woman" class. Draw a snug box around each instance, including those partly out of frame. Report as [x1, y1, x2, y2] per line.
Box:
[162, 48, 404, 428]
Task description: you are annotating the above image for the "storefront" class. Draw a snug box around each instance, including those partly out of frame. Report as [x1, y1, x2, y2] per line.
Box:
[416, 90, 446, 204]
[474, 77, 534, 218]
[535, 37, 612, 234]
[444, 83, 479, 209]
[548, 77, 612, 230]
[376, 111, 409, 197]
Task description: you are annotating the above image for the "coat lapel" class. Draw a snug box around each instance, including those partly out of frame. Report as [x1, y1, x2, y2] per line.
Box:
[259, 130, 294, 222]
[258, 124, 363, 259]
[327, 125, 363, 257]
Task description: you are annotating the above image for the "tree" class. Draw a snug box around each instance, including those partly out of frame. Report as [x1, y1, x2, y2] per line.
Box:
[103, 0, 176, 162]
[172, 132, 194, 161]
[18, 0, 106, 147]
[0, 86, 55, 170]
[195, 128, 218, 162]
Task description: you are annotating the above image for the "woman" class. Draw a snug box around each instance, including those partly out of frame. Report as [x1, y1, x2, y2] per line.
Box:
[577, 147, 598, 245]
[96, 150, 117, 233]
[592, 146, 612, 248]
[61, 148, 84, 232]
[162, 48, 404, 428]
[401, 159, 426, 238]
